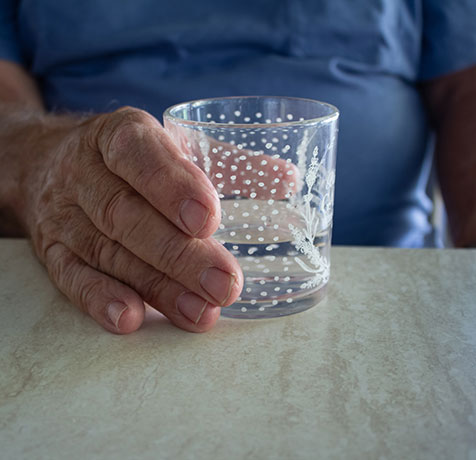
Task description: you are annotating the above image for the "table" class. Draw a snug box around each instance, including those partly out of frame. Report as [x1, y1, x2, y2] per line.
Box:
[1, 240, 475, 460]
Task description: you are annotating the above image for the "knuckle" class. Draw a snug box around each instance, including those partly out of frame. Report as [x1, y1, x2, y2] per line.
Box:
[158, 233, 196, 279]
[34, 220, 58, 261]
[98, 187, 136, 238]
[34, 206, 75, 262]
[119, 211, 152, 249]
[113, 119, 144, 148]
[133, 162, 170, 194]
[106, 123, 142, 168]
[115, 106, 153, 124]
[79, 275, 107, 315]
[140, 272, 169, 305]
[43, 241, 66, 280]
[40, 240, 109, 318]
[43, 243, 88, 311]
[83, 231, 120, 269]
[99, 241, 124, 272]
[100, 107, 157, 167]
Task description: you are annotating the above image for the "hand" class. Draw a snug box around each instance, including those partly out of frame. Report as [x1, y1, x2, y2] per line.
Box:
[13, 107, 244, 333]
[172, 131, 301, 200]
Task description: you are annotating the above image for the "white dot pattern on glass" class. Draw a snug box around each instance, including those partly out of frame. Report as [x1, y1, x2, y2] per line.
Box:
[183, 105, 335, 315]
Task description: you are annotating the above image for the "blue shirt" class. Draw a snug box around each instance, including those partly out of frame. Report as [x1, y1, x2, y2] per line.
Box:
[2, 0, 476, 247]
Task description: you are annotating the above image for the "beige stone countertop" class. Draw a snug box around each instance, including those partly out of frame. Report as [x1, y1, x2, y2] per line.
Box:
[1, 240, 475, 460]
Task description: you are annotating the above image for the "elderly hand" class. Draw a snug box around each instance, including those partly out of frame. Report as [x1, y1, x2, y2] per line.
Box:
[3, 107, 244, 333]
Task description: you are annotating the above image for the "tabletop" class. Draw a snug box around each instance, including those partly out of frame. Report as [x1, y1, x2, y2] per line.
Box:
[1, 239, 475, 460]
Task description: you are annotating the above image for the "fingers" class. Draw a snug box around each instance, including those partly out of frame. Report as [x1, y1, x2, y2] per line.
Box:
[43, 241, 145, 334]
[90, 107, 221, 238]
[208, 148, 301, 199]
[56, 206, 221, 332]
[183, 136, 301, 200]
[73, 163, 243, 307]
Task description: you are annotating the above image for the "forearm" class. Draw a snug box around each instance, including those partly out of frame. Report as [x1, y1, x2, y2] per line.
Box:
[421, 66, 476, 247]
[0, 61, 44, 235]
[0, 60, 44, 110]
[434, 101, 476, 247]
[0, 107, 42, 236]
[0, 106, 83, 236]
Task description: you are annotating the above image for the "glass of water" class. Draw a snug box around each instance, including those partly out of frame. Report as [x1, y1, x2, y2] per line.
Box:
[164, 96, 339, 319]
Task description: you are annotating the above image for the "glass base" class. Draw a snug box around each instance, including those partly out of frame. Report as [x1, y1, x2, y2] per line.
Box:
[221, 285, 327, 319]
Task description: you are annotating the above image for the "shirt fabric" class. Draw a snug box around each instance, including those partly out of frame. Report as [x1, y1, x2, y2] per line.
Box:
[2, 0, 476, 247]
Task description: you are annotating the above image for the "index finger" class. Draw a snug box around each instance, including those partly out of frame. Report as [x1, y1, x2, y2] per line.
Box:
[91, 107, 221, 238]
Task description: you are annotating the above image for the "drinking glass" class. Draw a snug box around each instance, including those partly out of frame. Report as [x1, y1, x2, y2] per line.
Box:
[164, 96, 339, 319]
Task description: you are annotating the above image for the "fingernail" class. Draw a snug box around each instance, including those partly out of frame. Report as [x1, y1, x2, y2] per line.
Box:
[107, 302, 128, 329]
[180, 199, 210, 235]
[176, 292, 209, 324]
[200, 267, 235, 305]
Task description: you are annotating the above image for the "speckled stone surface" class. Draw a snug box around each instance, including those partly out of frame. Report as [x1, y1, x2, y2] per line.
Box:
[1, 240, 475, 460]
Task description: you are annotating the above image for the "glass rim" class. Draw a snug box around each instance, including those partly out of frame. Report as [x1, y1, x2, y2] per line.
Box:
[163, 95, 339, 129]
